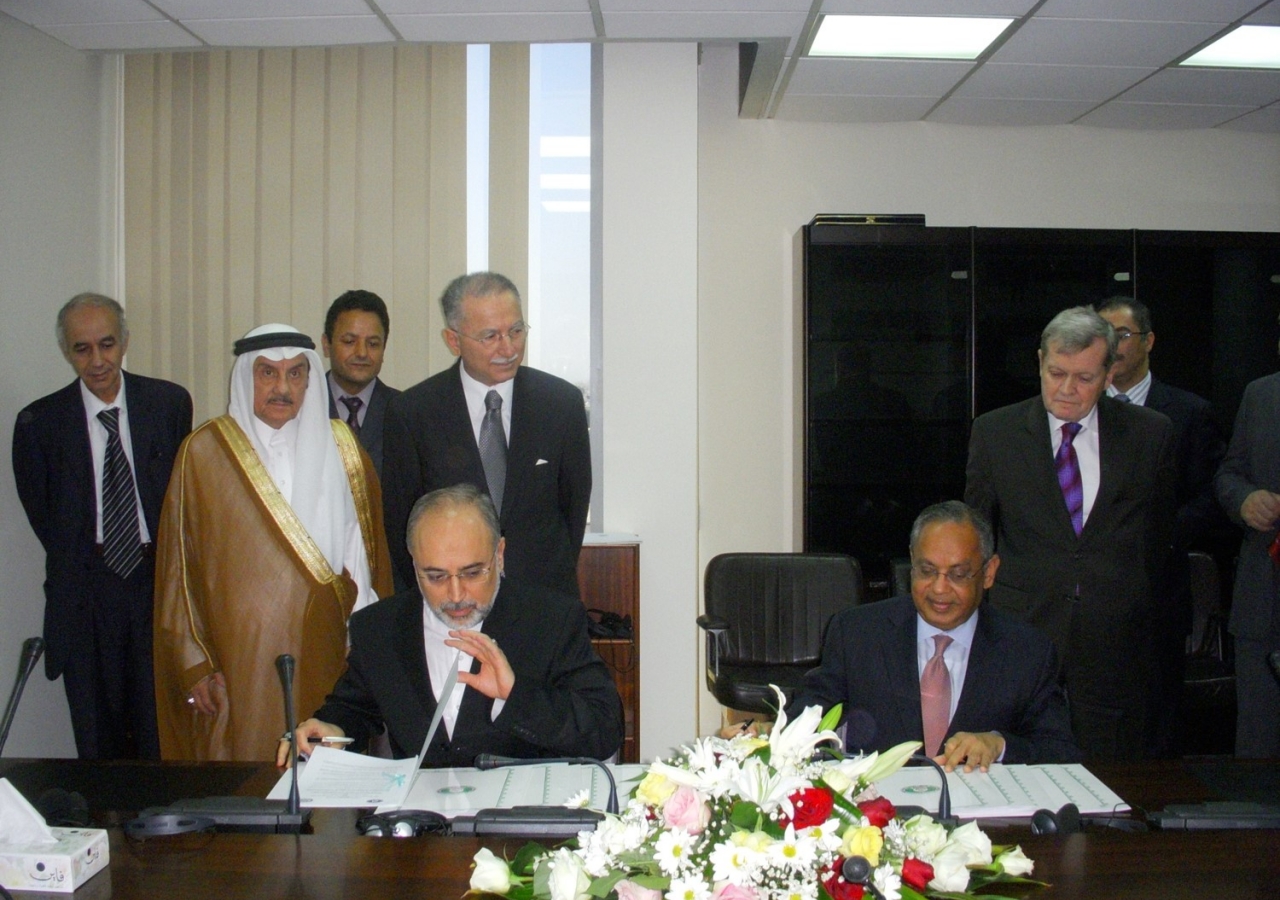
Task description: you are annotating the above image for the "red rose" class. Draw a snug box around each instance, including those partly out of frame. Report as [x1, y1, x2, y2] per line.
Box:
[856, 797, 896, 828]
[822, 860, 866, 900]
[900, 858, 935, 891]
[780, 787, 835, 829]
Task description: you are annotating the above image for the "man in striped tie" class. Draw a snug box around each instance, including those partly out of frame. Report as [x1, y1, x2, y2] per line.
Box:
[12, 293, 192, 758]
[966, 306, 1177, 760]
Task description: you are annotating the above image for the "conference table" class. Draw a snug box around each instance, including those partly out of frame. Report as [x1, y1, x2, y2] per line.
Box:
[0, 757, 1276, 899]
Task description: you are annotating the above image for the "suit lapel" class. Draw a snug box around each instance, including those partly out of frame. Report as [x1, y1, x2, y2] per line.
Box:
[503, 368, 538, 517]
[446, 363, 489, 489]
[1086, 397, 1128, 541]
[951, 610, 996, 733]
[394, 598, 436, 751]
[884, 601, 924, 742]
[1023, 399, 1078, 541]
[64, 382, 97, 532]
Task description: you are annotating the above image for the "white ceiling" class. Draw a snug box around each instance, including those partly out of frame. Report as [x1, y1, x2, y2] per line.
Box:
[2, 0, 1279, 131]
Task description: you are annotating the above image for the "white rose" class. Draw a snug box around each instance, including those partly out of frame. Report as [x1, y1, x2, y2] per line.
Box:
[901, 815, 948, 859]
[943, 821, 993, 865]
[997, 845, 1035, 877]
[470, 848, 513, 894]
[546, 847, 593, 900]
[927, 844, 973, 893]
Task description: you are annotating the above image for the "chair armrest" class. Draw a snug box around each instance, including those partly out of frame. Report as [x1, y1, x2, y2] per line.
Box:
[696, 614, 729, 634]
[696, 615, 730, 681]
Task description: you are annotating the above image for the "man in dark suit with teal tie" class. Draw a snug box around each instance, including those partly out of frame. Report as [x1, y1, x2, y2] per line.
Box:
[323, 289, 399, 478]
[12, 293, 191, 759]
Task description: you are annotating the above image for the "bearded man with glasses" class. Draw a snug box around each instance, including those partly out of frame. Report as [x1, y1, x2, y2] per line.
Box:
[287, 484, 621, 767]
[788, 501, 1080, 771]
[381, 272, 592, 600]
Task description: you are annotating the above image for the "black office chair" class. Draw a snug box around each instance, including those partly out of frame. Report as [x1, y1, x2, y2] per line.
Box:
[1182, 551, 1236, 755]
[697, 552, 862, 716]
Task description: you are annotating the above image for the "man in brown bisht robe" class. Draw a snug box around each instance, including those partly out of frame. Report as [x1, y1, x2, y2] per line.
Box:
[154, 324, 394, 761]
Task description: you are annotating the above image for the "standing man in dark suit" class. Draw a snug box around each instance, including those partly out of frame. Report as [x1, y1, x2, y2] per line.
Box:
[965, 306, 1176, 760]
[12, 293, 192, 759]
[788, 501, 1080, 769]
[283, 484, 621, 767]
[1214, 370, 1280, 758]
[1097, 296, 1227, 755]
[323, 289, 399, 478]
[381, 272, 591, 597]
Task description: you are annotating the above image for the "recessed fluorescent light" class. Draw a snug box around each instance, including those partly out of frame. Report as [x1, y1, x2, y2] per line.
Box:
[809, 15, 1013, 60]
[1181, 25, 1280, 69]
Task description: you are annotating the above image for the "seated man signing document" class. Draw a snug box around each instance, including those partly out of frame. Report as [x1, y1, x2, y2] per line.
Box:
[282, 483, 622, 767]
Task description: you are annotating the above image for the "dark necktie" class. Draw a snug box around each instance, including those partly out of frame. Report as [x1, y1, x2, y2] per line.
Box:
[478, 390, 507, 514]
[98, 408, 144, 579]
[1056, 421, 1084, 536]
[340, 396, 363, 436]
[920, 634, 953, 757]
[1114, 393, 1131, 403]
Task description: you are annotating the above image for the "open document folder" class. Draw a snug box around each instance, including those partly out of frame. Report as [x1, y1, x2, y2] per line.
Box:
[268, 754, 648, 816]
[874, 763, 1129, 819]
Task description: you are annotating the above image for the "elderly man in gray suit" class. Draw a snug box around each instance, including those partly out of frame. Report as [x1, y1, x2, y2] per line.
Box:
[1215, 370, 1280, 758]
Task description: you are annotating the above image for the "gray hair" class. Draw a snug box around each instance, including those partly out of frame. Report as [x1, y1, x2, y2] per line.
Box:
[439, 272, 522, 331]
[1039, 305, 1117, 370]
[56, 293, 128, 356]
[909, 501, 995, 561]
[1096, 295, 1152, 334]
[405, 483, 501, 553]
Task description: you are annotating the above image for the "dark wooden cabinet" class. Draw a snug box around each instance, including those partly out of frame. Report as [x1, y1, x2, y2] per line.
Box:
[576, 537, 639, 763]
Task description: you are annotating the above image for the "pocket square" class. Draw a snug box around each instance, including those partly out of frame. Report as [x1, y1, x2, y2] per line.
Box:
[536, 458, 549, 466]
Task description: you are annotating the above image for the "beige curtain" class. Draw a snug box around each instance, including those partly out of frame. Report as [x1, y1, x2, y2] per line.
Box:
[123, 44, 496, 425]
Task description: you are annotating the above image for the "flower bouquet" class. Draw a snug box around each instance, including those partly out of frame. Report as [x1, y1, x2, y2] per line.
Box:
[468, 692, 1043, 900]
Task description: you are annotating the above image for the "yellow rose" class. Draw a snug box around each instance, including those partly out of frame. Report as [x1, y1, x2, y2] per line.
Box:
[840, 826, 883, 866]
[636, 772, 678, 806]
[731, 830, 774, 853]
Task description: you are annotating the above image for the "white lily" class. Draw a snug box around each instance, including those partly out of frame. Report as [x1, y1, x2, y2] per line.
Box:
[733, 755, 810, 815]
[765, 686, 841, 773]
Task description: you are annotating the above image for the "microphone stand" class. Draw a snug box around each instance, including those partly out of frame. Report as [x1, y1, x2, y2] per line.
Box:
[906, 753, 956, 828]
[0, 637, 44, 756]
[450, 755, 612, 837]
[475, 754, 619, 814]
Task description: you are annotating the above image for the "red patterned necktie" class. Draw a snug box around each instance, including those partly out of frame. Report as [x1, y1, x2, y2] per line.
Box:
[1056, 422, 1084, 536]
[921, 634, 953, 757]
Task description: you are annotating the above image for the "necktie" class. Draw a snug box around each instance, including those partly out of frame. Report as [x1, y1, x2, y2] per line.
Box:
[1056, 422, 1084, 536]
[98, 408, 144, 579]
[1114, 393, 1131, 403]
[920, 634, 953, 757]
[340, 396, 363, 436]
[478, 390, 507, 514]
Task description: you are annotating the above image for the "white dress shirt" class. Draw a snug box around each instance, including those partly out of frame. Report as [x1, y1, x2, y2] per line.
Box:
[80, 378, 150, 544]
[1107, 370, 1151, 407]
[916, 611, 979, 722]
[459, 364, 513, 447]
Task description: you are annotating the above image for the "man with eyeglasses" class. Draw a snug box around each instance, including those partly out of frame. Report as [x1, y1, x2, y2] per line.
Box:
[1097, 296, 1228, 757]
[285, 484, 621, 767]
[788, 501, 1080, 771]
[381, 272, 591, 598]
[965, 306, 1176, 761]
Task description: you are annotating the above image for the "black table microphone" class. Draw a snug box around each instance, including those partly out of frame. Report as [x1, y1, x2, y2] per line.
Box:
[0, 637, 45, 756]
[474, 754, 619, 815]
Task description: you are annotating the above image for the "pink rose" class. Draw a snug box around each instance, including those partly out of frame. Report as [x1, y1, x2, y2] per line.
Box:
[662, 785, 712, 834]
[615, 881, 663, 900]
[712, 883, 759, 900]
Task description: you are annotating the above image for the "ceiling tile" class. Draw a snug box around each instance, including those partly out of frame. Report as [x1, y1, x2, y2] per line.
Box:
[1076, 101, 1257, 128]
[774, 93, 938, 122]
[153, 1, 371, 18]
[1245, 1, 1280, 25]
[0, 0, 161, 27]
[929, 96, 1095, 125]
[1037, 0, 1261, 24]
[185, 16, 394, 47]
[389, 13, 596, 43]
[954, 62, 1154, 101]
[993, 19, 1222, 67]
[787, 57, 971, 96]
[1217, 103, 1280, 132]
[1119, 67, 1280, 106]
[602, 12, 808, 40]
[41, 21, 202, 50]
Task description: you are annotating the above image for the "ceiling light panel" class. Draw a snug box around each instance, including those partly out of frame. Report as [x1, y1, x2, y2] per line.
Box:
[809, 15, 1014, 60]
[1182, 25, 1280, 69]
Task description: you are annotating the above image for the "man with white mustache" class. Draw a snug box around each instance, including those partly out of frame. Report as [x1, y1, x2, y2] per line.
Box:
[382, 272, 592, 599]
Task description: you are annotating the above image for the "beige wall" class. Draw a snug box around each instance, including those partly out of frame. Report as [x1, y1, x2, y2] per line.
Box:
[694, 43, 1280, 735]
[0, 13, 117, 757]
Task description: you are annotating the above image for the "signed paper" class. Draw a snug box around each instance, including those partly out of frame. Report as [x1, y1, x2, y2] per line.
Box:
[874, 763, 1129, 819]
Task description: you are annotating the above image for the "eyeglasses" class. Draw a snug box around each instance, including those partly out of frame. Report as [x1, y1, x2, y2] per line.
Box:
[910, 562, 987, 587]
[417, 553, 498, 588]
[452, 322, 529, 348]
[1114, 329, 1150, 342]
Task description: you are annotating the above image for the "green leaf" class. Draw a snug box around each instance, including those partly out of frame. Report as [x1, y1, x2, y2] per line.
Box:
[729, 800, 763, 830]
[510, 843, 549, 877]
[818, 703, 844, 734]
[587, 871, 627, 898]
[898, 886, 928, 900]
[629, 874, 669, 890]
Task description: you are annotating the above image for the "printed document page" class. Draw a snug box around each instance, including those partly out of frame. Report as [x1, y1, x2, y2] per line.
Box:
[873, 763, 1129, 818]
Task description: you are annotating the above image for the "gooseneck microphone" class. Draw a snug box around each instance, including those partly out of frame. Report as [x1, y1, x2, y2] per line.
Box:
[276, 654, 302, 819]
[474, 753, 619, 815]
[0, 637, 45, 756]
[907, 753, 955, 827]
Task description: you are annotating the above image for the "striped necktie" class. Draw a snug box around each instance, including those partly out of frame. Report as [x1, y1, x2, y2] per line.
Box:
[98, 408, 144, 579]
[1056, 422, 1084, 536]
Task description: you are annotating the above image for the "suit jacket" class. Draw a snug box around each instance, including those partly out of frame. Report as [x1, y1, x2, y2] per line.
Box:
[312, 580, 623, 766]
[788, 597, 1081, 764]
[12, 371, 193, 679]
[964, 395, 1176, 719]
[1214, 371, 1280, 641]
[381, 362, 592, 596]
[327, 376, 399, 477]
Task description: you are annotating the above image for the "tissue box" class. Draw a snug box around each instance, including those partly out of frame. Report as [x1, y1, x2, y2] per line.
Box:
[0, 827, 109, 893]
